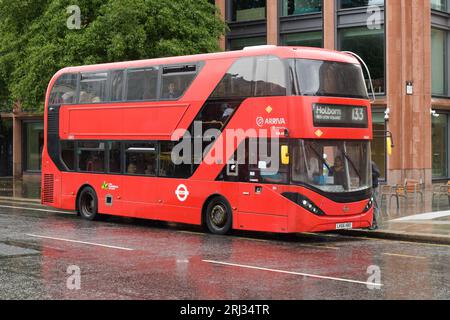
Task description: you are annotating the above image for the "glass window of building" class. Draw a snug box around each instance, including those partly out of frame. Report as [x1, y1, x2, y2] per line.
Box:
[431, 28, 447, 96]
[0, 118, 13, 176]
[372, 111, 386, 180]
[339, 0, 384, 9]
[231, 0, 266, 22]
[339, 26, 385, 94]
[281, 0, 322, 16]
[23, 122, 44, 172]
[229, 36, 267, 51]
[431, 113, 448, 179]
[431, 0, 447, 11]
[281, 31, 323, 48]
[432, 113, 448, 179]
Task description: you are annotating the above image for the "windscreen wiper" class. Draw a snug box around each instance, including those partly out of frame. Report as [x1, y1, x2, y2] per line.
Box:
[341, 149, 361, 180]
[308, 143, 332, 172]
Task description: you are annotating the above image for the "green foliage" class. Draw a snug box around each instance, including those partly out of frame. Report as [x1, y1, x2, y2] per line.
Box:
[0, 0, 226, 112]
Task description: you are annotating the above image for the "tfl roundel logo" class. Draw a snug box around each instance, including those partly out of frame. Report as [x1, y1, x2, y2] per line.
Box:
[175, 184, 190, 202]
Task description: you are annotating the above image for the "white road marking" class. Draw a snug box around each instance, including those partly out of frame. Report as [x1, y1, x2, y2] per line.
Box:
[382, 252, 426, 260]
[0, 204, 73, 215]
[0, 200, 46, 208]
[390, 210, 450, 222]
[26, 234, 134, 251]
[203, 260, 383, 287]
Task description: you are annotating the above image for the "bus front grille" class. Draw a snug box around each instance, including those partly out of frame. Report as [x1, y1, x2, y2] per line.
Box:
[43, 174, 54, 204]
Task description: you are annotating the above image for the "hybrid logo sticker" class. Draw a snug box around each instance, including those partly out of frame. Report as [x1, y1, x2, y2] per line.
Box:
[175, 184, 190, 202]
[101, 182, 119, 191]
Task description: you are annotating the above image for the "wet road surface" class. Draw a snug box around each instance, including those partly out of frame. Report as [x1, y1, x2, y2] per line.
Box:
[0, 199, 449, 300]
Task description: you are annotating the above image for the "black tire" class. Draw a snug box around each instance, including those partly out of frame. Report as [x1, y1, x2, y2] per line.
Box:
[77, 186, 99, 221]
[205, 196, 233, 235]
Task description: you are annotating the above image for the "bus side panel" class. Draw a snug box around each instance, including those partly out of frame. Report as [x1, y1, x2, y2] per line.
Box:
[59, 103, 190, 140]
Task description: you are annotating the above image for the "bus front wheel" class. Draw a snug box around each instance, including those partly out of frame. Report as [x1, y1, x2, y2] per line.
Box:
[205, 196, 232, 235]
[77, 186, 99, 221]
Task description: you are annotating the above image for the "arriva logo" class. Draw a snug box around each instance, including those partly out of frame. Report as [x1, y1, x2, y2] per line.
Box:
[256, 117, 286, 128]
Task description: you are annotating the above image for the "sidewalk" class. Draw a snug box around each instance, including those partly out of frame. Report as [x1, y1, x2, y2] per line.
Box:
[338, 188, 450, 245]
[1, 177, 450, 244]
[0, 177, 41, 202]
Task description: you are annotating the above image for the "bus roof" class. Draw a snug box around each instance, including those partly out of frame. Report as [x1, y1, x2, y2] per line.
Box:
[58, 46, 360, 75]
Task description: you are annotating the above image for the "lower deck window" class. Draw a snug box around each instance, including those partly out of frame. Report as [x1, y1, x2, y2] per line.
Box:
[78, 142, 105, 173]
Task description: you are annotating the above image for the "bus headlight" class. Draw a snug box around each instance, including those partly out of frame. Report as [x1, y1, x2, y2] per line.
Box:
[282, 193, 325, 216]
[363, 198, 374, 213]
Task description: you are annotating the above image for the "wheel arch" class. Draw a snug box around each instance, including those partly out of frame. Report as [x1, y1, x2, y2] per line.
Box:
[75, 183, 96, 213]
[201, 193, 232, 227]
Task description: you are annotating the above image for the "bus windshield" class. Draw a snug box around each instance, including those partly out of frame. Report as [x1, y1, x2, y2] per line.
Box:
[291, 140, 371, 194]
[295, 59, 368, 99]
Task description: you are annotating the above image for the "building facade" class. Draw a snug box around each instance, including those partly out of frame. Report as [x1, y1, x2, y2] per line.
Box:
[1, 0, 449, 187]
[0, 108, 43, 179]
[214, 0, 450, 186]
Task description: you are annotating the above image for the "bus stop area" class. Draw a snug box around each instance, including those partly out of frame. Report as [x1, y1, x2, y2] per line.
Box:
[1, 177, 450, 245]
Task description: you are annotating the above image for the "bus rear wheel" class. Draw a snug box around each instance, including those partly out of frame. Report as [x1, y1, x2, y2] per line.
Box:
[205, 197, 232, 235]
[77, 186, 99, 221]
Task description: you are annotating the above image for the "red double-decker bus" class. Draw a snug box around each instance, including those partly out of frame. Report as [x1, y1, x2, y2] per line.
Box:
[42, 46, 374, 235]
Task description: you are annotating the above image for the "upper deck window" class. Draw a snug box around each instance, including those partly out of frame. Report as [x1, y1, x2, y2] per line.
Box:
[79, 72, 108, 103]
[255, 56, 287, 96]
[161, 65, 197, 100]
[49, 73, 78, 105]
[294, 59, 368, 99]
[211, 56, 286, 99]
[126, 67, 159, 101]
[111, 70, 125, 102]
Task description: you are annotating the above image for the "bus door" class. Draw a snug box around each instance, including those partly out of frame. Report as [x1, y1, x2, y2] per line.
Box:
[236, 139, 290, 231]
[120, 142, 160, 217]
[97, 142, 123, 216]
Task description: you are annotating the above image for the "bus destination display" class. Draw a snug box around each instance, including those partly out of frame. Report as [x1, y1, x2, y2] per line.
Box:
[313, 104, 368, 128]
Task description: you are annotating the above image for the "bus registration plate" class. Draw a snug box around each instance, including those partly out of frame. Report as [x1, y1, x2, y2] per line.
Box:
[336, 223, 353, 230]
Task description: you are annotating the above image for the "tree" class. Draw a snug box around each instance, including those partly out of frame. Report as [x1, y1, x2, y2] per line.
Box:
[0, 0, 226, 112]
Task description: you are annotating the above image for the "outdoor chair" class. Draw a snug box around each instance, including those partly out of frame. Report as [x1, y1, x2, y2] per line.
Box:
[397, 179, 425, 206]
[380, 184, 402, 209]
[432, 181, 450, 204]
